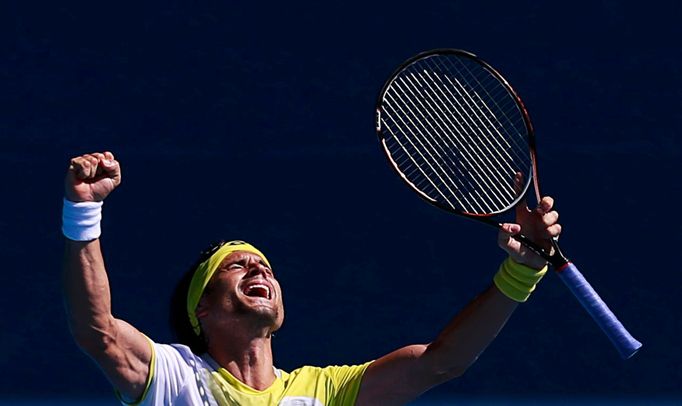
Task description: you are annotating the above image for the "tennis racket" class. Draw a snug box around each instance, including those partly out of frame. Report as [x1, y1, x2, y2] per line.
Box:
[375, 49, 642, 359]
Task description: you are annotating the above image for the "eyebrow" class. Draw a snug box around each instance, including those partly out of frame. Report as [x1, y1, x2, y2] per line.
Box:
[220, 254, 270, 269]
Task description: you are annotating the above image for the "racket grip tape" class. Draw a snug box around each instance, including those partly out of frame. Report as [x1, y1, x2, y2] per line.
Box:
[555, 262, 642, 359]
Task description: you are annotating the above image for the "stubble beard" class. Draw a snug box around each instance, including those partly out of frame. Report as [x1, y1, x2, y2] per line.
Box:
[233, 299, 281, 332]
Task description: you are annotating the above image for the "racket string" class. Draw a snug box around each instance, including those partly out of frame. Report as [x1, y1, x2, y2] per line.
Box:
[380, 96, 492, 213]
[426, 58, 530, 173]
[388, 66, 519, 211]
[381, 108, 467, 210]
[378, 52, 533, 215]
[380, 123, 457, 207]
[414, 67, 518, 201]
[382, 104, 501, 213]
[395, 73, 508, 200]
[437, 57, 530, 160]
[388, 78, 503, 211]
[386, 81, 490, 211]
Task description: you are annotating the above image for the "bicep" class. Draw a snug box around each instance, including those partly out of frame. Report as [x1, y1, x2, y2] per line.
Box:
[355, 344, 450, 406]
[84, 318, 153, 402]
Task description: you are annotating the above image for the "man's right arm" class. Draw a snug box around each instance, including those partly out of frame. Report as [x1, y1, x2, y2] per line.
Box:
[62, 152, 151, 402]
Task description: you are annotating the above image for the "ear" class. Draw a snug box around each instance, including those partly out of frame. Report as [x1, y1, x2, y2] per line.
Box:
[196, 296, 210, 319]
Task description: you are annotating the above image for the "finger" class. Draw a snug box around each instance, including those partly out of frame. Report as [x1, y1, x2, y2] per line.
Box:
[81, 153, 96, 162]
[98, 151, 116, 168]
[101, 157, 117, 170]
[513, 172, 524, 195]
[501, 223, 521, 235]
[497, 223, 525, 260]
[497, 223, 522, 253]
[541, 210, 559, 227]
[68, 157, 85, 180]
[83, 160, 94, 178]
[85, 153, 100, 167]
[544, 223, 562, 238]
[514, 172, 529, 217]
[69, 156, 84, 170]
[91, 153, 108, 176]
[82, 154, 99, 178]
[537, 196, 554, 214]
[101, 159, 122, 186]
[92, 152, 106, 166]
[72, 156, 94, 178]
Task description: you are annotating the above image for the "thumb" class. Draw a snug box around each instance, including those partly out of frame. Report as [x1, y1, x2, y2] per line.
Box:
[497, 223, 521, 254]
[100, 158, 122, 185]
[501, 223, 521, 235]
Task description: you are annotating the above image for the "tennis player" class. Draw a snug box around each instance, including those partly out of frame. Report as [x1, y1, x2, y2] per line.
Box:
[63, 151, 561, 405]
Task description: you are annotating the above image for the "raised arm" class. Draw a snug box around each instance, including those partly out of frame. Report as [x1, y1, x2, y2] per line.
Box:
[62, 152, 151, 401]
[356, 197, 561, 405]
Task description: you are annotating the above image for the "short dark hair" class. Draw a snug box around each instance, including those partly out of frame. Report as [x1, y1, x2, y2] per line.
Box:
[169, 241, 226, 354]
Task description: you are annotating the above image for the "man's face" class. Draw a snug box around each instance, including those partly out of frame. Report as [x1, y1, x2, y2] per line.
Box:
[198, 251, 284, 335]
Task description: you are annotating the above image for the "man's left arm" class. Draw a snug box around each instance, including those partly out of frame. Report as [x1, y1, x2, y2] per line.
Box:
[355, 196, 561, 405]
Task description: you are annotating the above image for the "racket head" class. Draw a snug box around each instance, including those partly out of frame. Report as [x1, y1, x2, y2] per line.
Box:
[375, 49, 540, 218]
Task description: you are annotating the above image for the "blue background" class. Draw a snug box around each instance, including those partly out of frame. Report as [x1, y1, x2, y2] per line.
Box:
[2, 1, 680, 404]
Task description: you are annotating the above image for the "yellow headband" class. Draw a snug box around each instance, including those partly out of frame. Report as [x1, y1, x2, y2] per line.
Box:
[187, 240, 271, 335]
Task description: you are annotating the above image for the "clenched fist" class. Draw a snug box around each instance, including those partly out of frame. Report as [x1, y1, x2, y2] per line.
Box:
[65, 152, 122, 202]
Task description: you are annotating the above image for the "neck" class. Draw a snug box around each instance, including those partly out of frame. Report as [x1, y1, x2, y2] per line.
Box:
[206, 329, 276, 390]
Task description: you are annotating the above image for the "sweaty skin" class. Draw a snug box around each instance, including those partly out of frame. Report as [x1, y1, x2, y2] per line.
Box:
[63, 151, 561, 405]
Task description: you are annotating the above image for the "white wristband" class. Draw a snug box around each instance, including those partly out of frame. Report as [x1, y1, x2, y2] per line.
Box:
[62, 198, 103, 241]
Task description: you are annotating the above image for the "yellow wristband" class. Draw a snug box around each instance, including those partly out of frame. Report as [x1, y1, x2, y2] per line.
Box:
[493, 257, 548, 302]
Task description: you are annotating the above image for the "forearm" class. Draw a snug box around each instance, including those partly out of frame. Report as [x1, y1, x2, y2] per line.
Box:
[357, 283, 518, 405]
[423, 284, 517, 378]
[358, 207, 559, 404]
[60, 152, 152, 399]
[62, 238, 116, 347]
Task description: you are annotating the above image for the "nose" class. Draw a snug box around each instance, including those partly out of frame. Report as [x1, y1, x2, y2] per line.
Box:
[246, 263, 269, 278]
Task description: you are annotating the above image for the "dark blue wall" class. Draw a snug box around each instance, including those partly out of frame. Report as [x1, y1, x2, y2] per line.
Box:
[2, 0, 680, 401]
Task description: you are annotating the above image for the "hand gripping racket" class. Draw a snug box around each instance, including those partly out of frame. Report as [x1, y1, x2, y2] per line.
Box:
[375, 49, 642, 359]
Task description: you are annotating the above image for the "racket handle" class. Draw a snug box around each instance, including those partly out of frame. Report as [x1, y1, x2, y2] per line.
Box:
[555, 262, 642, 359]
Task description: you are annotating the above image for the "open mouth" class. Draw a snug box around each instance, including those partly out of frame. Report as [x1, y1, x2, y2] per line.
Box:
[243, 284, 272, 300]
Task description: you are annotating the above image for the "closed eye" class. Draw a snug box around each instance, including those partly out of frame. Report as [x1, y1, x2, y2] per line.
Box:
[225, 259, 248, 270]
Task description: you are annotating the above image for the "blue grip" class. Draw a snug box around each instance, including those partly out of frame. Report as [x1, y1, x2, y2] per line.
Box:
[556, 262, 642, 359]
